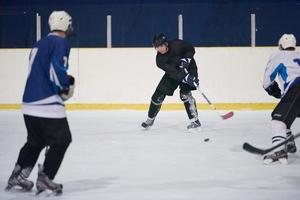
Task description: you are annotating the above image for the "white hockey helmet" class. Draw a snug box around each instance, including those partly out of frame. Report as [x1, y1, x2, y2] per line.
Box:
[48, 11, 73, 34]
[278, 34, 296, 49]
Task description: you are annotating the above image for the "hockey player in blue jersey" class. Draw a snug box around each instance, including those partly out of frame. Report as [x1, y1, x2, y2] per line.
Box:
[262, 34, 299, 164]
[5, 11, 74, 195]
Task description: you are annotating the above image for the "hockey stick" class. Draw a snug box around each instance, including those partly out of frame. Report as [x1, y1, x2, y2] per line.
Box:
[243, 132, 300, 155]
[197, 87, 234, 120]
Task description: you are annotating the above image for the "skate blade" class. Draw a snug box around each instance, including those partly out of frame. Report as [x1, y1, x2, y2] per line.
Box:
[263, 158, 288, 165]
[5, 186, 32, 193]
[263, 158, 276, 165]
[279, 158, 288, 165]
[187, 127, 202, 133]
[141, 125, 152, 131]
[36, 189, 62, 196]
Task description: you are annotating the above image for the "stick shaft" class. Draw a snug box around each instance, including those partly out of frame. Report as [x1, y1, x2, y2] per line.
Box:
[197, 87, 217, 110]
[197, 87, 233, 120]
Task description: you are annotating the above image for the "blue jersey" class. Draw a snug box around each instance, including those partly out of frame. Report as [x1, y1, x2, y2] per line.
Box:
[22, 33, 71, 118]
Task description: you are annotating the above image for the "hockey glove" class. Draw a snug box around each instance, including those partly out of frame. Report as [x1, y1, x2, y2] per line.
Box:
[265, 81, 281, 99]
[182, 74, 199, 88]
[179, 58, 191, 69]
[60, 75, 75, 101]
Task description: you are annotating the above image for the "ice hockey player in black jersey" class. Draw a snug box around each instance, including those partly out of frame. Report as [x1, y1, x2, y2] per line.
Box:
[5, 11, 74, 195]
[142, 33, 201, 131]
[262, 34, 299, 164]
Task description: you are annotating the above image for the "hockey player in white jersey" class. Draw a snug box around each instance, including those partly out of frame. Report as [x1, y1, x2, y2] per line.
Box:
[262, 34, 300, 164]
[5, 11, 74, 195]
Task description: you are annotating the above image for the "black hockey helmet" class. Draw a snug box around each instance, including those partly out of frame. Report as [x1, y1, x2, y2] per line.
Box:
[153, 33, 168, 47]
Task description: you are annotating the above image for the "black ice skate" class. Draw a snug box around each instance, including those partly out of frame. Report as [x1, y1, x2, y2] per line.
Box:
[187, 119, 201, 131]
[36, 164, 63, 196]
[263, 149, 288, 164]
[141, 118, 155, 129]
[286, 131, 297, 153]
[5, 164, 33, 191]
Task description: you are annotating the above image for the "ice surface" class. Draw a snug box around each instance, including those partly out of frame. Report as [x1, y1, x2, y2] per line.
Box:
[0, 110, 300, 200]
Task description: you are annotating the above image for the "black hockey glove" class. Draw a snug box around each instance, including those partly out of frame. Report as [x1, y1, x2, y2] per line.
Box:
[182, 73, 199, 88]
[265, 81, 281, 99]
[179, 58, 191, 69]
[60, 75, 75, 101]
[68, 75, 75, 85]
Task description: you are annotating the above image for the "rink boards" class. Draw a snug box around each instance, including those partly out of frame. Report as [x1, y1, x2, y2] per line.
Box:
[0, 47, 289, 109]
[0, 103, 276, 110]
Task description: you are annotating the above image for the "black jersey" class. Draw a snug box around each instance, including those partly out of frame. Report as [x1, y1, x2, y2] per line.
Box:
[156, 39, 198, 82]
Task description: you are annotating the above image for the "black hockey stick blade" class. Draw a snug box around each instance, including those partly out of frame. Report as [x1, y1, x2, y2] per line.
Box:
[242, 143, 269, 155]
[221, 111, 234, 120]
[243, 132, 300, 155]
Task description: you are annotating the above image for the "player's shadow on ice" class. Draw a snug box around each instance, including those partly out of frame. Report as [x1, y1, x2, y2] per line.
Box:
[64, 177, 118, 193]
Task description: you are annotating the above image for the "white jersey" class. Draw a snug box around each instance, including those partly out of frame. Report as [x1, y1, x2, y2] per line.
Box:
[263, 50, 300, 96]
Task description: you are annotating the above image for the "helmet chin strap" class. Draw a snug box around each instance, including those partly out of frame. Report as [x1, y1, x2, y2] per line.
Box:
[279, 45, 295, 51]
[163, 46, 169, 54]
[63, 24, 74, 38]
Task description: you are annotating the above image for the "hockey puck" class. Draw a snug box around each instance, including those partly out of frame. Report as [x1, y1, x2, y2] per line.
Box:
[204, 138, 210, 142]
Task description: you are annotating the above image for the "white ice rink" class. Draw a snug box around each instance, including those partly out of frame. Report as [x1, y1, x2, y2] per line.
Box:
[0, 110, 300, 200]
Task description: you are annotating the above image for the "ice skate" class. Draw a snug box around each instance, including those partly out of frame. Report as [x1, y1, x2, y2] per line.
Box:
[187, 119, 201, 132]
[141, 117, 155, 129]
[286, 131, 297, 153]
[5, 164, 33, 191]
[263, 149, 288, 165]
[36, 164, 63, 196]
